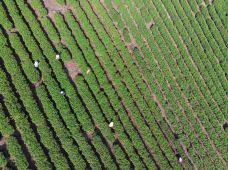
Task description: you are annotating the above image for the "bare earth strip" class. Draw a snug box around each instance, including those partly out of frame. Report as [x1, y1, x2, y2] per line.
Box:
[64, 59, 81, 80]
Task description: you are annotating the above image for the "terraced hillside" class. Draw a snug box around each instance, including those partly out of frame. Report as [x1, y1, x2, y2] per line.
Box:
[0, 0, 227, 169]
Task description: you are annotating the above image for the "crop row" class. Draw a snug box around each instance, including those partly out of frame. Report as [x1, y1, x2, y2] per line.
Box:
[0, 0, 226, 169]
[1, 0, 117, 169]
[67, 1, 181, 168]
[177, 0, 227, 102]
[53, 11, 152, 169]
[136, 0, 225, 145]
[0, 101, 30, 170]
[9, 32, 97, 169]
[9, 0, 150, 169]
[135, 0, 226, 166]
[86, 1, 192, 167]
[0, 27, 73, 169]
[126, 0, 227, 165]
[102, 0, 205, 166]
[77, 0, 177, 160]
[143, 0, 226, 142]
[132, 0, 226, 129]
[151, 0, 227, 136]
[99, 1, 198, 168]
[71, 1, 187, 169]
[27, 0, 72, 62]
[154, 0, 227, 157]
[0, 2, 13, 30]
[0, 60, 51, 169]
[2, 0, 104, 168]
[141, 0, 226, 166]
[102, 0, 226, 167]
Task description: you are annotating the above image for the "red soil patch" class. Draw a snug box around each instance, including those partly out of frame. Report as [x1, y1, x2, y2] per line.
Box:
[64, 59, 81, 80]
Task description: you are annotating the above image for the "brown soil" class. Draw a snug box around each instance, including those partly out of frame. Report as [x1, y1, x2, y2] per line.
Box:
[94, 123, 100, 129]
[126, 38, 137, 52]
[0, 136, 6, 146]
[114, 134, 119, 140]
[33, 77, 43, 88]
[107, 140, 113, 150]
[64, 59, 81, 80]
[10, 27, 17, 33]
[111, 1, 118, 11]
[61, 38, 67, 47]
[181, 143, 198, 169]
[85, 132, 93, 140]
[201, 1, 206, 6]
[42, 0, 70, 17]
[100, 0, 105, 4]
[96, 1, 213, 168]
[146, 21, 155, 30]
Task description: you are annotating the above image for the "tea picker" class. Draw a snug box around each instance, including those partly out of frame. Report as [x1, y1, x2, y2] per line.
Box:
[109, 122, 114, 128]
[60, 90, 65, 95]
[178, 157, 183, 163]
[34, 61, 39, 68]
[56, 54, 60, 60]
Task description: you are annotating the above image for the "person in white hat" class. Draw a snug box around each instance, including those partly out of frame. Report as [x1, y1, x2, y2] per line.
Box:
[34, 61, 39, 68]
[178, 157, 183, 163]
[60, 90, 65, 95]
[56, 54, 60, 60]
[109, 122, 114, 128]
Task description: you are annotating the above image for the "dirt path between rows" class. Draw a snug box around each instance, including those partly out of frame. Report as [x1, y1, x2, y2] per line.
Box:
[42, 0, 70, 17]
[0, 136, 6, 146]
[33, 77, 43, 88]
[64, 59, 81, 80]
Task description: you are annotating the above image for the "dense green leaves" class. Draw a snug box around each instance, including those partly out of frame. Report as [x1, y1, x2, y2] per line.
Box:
[0, 0, 227, 169]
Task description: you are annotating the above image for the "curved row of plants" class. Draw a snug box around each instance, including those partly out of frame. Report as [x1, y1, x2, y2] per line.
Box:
[69, 1, 182, 169]
[101, 0, 226, 167]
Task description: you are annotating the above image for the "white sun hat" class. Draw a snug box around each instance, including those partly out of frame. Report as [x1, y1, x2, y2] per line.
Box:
[34, 61, 39, 68]
[109, 122, 114, 128]
[60, 90, 65, 95]
[56, 54, 60, 60]
[178, 157, 183, 163]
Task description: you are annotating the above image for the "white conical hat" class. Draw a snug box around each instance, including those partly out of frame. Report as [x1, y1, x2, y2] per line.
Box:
[56, 54, 60, 60]
[34, 61, 39, 67]
[109, 122, 114, 128]
[178, 157, 183, 163]
[60, 90, 65, 95]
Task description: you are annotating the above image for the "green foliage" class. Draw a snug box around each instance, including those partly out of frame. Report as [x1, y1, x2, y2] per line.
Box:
[122, 27, 131, 43]
[0, 0, 227, 169]
[56, 0, 65, 6]
[0, 152, 7, 168]
[0, 2, 13, 30]
[6, 136, 29, 170]
[8, 33, 41, 84]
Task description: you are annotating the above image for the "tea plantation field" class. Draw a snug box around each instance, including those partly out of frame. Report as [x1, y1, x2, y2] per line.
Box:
[0, 0, 227, 169]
